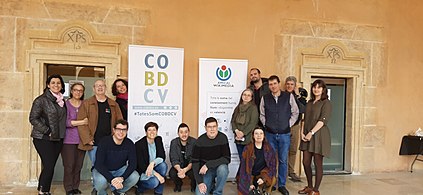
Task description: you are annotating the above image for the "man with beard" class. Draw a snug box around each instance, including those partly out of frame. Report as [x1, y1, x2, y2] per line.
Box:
[169, 123, 197, 192]
[248, 68, 270, 128]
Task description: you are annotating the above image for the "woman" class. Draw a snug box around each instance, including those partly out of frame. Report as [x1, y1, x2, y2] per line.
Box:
[238, 127, 277, 195]
[135, 122, 168, 195]
[112, 79, 128, 120]
[61, 83, 88, 195]
[29, 74, 67, 195]
[231, 88, 259, 162]
[298, 79, 332, 195]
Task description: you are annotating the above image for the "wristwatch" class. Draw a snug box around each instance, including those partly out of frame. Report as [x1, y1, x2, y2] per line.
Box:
[310, 130, 315, 135]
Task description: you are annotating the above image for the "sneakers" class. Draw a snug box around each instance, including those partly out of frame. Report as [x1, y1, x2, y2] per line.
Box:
[288, 173, 302, 182]
[278, 186, 289, 195]
[298, 186, 313, 194]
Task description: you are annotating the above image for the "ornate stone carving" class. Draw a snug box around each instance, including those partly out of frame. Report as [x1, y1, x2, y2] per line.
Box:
[327, 46, 341, 63]
[65, 29, 88, 49]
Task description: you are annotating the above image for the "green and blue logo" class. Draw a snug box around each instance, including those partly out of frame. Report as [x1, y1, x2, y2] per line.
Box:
[216, 65, 232, 81]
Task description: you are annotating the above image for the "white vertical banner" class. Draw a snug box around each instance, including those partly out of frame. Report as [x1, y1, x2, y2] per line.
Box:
[128, 45, 184, 160]
[198, 58, 248, 180]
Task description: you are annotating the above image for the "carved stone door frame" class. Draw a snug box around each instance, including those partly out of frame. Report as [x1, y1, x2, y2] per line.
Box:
[300, 41, 366, 174]
[25, 21, 121, 184]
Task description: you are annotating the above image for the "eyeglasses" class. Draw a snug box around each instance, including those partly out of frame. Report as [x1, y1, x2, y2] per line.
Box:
[72, 89, 84, 93]
[114, 128, 128, 132]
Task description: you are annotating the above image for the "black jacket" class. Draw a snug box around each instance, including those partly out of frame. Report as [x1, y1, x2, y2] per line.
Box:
[169, 136, 196, 168]
[29, 90, 66, 141]
[135, 136, 166, 174]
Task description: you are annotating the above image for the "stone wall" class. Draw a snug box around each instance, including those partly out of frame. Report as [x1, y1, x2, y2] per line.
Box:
[274, 19, 386, 173]
[0, 0, 149, 185]
[1, 0, 423, 185]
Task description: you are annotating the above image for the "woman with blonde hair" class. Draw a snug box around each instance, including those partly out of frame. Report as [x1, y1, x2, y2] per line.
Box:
[231, 88, 259, 162]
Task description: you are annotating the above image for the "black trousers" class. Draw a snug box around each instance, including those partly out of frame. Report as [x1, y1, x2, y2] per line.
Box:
[169, 167, 196, 188]
[33, 138, 63, 192]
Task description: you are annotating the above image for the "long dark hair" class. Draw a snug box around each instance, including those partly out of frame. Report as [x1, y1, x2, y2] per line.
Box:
[112, 79, 128, 96]
[310, 79, 328, 101]
[45, 74, 65, 94]
[252, 126, 266, 143]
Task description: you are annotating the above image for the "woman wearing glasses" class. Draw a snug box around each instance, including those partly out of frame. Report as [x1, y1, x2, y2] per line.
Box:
[61, 83, 88, 195]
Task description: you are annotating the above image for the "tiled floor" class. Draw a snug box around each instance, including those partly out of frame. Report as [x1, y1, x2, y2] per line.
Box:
[2, 170, 423, 194]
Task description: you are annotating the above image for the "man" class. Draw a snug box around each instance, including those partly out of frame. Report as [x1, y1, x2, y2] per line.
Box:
[248, 68, 270, 128]
[285, 76, 308, 182]
[92, 119, 139, 195]
[192, 117, 230, 195]
[77, 79, 123, 194]
[260, 75, 299, 195]
[169, 123, 197, 192]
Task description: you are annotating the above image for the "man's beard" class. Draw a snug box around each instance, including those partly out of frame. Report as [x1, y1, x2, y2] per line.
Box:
[252, 78, 260, 83]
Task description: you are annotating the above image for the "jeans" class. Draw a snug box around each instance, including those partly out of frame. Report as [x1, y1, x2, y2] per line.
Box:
[195, 164, 229, 195]
[88, 146, 98, 168]
[88, 146, 98, 187]
[236, 143, 245, 177]
[236, 143, 245, 162]
[137, 162, 168, 194]
[93, 166, 140, 195]
[266, 132, 290, 187]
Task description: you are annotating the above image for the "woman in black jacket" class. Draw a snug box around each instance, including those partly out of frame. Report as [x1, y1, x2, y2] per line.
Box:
[29, 74, 67, 195]
[135, 122, 167, 195]
[112, 79, 128, 120]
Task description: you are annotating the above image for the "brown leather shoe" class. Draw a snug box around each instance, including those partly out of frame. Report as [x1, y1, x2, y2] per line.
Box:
[298, 186, 313, 194]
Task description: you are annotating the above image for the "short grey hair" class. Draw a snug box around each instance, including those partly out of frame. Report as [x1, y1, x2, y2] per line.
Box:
[285, 76, 297, 84]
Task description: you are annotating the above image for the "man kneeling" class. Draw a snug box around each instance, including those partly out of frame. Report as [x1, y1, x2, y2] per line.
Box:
[93, 119, 139, 195]
[192, 117, 231, 195]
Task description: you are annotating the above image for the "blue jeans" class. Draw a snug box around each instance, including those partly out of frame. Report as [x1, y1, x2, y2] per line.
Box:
[195, 164, 229, 195]
[88, 146, 98, 187]
[93, 166, 140, 195]
[266, 132, 290, 187]
[236, 144, 245, 176]
[137, 162, 168, 194]
[236, 143, 245, 162]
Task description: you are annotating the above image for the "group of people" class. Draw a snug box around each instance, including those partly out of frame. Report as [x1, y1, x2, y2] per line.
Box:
[29, 68, 332, 195]
[232, 68, 332, 195]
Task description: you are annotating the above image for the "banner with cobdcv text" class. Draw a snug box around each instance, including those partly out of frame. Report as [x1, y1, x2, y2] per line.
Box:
[198, 58, 248, 179]
[128, 45, 184, 152]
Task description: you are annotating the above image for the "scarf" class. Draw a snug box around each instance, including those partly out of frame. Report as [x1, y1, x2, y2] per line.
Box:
[117, 93, 128, 100]
[234, 102, 253, 125]
[50, 90, 64, 107]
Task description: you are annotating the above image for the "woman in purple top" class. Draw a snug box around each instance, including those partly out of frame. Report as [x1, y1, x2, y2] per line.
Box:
[61, 83, 88, 195]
